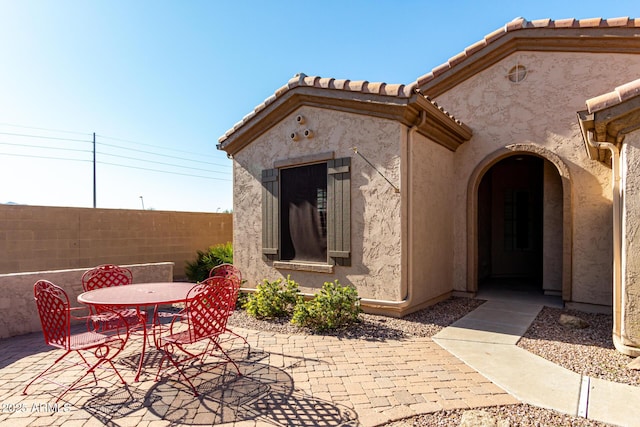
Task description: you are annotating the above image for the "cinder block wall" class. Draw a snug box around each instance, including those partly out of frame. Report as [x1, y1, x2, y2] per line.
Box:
[0, 205, 232, 280]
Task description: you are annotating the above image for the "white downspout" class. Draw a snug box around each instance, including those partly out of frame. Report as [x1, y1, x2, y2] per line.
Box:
[584, 132, 626, 351]
[359, 110, 426, 312]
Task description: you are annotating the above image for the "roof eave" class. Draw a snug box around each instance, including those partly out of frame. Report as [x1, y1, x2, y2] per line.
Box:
[578, 80, 640, 163]
[217, 87, 472, 156]
[418, 21, 640, 97]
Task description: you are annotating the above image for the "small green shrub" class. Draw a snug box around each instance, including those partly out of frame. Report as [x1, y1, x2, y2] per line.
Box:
[244, 276, 300, 319]
[185, 242, 233, 282]
[291, 280, 362, 331]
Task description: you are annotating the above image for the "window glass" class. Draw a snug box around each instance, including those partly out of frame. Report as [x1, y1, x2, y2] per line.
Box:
[280, 163, 328, 262]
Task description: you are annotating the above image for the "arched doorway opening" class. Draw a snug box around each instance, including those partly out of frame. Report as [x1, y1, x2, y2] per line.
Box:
[475, 153, 564, 297]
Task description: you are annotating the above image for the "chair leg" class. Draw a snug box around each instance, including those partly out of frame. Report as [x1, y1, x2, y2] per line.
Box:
[22, 350, 73, 396]
[134, 322, 147, 382]
[209, 339, 242, 377]
[157, 344, 200, 397]
[224, 328, 251, 355]
[23, 349, 126, 402]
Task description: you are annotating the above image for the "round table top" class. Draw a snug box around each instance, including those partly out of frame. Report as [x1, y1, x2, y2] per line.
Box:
[78, 282, 196, 306]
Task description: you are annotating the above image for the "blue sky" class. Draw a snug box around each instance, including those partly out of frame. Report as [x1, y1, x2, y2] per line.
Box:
[1, 1, 637, 212]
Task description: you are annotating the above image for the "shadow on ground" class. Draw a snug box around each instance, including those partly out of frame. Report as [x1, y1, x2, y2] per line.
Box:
[82, 353, 358, 426]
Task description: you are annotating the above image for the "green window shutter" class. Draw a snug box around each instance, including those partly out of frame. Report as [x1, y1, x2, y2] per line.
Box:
[327, 157, 351, 266]
[261, 169, 279, 261]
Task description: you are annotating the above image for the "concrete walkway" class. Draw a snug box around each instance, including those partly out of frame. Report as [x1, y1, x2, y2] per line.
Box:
[433, 297, 640, 427]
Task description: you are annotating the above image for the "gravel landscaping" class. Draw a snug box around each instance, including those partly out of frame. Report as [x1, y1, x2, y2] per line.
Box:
[227, 295, 637, 426]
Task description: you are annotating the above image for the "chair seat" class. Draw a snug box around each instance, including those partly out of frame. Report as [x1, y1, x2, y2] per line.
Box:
[68, 331, 111, 349]
[92, 308, 146, 331]
[159, 330, 192, 346]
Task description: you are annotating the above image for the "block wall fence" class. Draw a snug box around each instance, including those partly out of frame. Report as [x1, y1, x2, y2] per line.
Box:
[0, 204, 232, 280]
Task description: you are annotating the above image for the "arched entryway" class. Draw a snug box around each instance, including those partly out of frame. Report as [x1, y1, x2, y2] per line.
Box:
[467, 145, 572, 300]
[478, 155, 545, 292]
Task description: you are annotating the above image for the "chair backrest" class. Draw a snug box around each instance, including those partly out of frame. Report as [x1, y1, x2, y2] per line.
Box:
[208, 263, 242, 282]
[81, 264, 133, 292]
[185, 277, 236, 343]
[33, 280, 71, 349]
[208, 264, 242, 311]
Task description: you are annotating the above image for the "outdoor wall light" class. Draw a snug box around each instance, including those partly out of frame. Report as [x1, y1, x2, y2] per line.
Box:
[295, 114, 305, 125]
[303, 129, 314, 139]
[289, 132, 300, 142]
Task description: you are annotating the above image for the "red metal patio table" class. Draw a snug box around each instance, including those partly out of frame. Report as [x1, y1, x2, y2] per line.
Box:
[78, 282, 195, 381]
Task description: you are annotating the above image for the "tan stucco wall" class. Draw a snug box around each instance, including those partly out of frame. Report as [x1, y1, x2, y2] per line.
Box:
[233, 106, 403, 299]
[622, 130, 640, 345]
[0, 205, 232, 280]
[543, 160, 563, 295]
[436, 51, 639, 306]
[407, 131, 455, 305]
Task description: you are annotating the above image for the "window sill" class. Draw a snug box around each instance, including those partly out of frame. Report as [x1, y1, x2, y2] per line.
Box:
[273, 261, 334, 274]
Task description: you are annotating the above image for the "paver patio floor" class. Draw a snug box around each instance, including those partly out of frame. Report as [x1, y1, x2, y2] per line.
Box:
[0, 325, 516, 426]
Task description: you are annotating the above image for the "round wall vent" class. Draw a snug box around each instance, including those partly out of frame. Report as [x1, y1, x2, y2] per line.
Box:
[507, 64, 527, 83]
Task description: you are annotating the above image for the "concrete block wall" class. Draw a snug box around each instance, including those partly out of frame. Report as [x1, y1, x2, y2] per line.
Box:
[0, 205, 232, 280]
[0, 262, 174, 339]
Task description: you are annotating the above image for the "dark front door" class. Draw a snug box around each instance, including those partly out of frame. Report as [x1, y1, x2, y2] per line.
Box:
[478, 155, 543, 285]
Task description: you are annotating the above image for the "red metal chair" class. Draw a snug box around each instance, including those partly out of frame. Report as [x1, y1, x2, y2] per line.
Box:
[208, 263, 249, 350]
[154, 277, 241, 396]
[23, 280, 129, 402]
[81, 264, 148, 360]
[208, 263, 243, 283]
[81, 264, 140, 321]
[82, 264, 147, 381]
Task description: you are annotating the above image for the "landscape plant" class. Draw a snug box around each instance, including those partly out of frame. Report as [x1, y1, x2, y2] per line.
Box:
[185, 242, 233, 282]
[291, 280, 362, 331]
[243, 276, 300, 319]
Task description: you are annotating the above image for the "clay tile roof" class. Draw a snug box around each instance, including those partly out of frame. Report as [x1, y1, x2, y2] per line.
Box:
[415, 16, 639, 92]
[219, 17, 638, 146]
[217, 72, 426, 144]
[586, 78, 640, 113]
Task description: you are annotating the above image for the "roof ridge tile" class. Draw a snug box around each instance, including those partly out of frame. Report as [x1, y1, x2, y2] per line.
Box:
[505, 17, 527, 32]
[617, 79, 640, 103]
[578, 17, 603, 28]
[530, 18, 552, 27]
[604, 17, 631, 27]
[332, 79, 348, 90]
[552, 18, 578, 28]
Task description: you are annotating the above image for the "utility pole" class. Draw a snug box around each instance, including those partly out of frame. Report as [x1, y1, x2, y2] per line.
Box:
[139, 196, 145, 210]
[93, 132, 96, 208]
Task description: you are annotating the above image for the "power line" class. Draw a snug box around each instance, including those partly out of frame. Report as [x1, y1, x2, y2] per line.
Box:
[0, 132, 229, 171]
[0, 150, 231, 180]
[97, 161, 232, 181]
[97, 140, 230, 168]
[0, 141, 92, 154]
[0, 122, 222, 162]
[0, 152, 91, 163]
[0, 123, 230, 167]
[0, 131, 91, 144]
[0, 123, 233, 181]
[97, 133, 217, 157]
[96, 150, 230, 175]
[0, 122, 93, 136]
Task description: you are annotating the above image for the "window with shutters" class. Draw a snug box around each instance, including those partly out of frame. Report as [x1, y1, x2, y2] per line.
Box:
[262, 157, 351, 267]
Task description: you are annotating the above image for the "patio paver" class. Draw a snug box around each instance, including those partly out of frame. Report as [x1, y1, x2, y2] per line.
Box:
[0, 323, 516, 426]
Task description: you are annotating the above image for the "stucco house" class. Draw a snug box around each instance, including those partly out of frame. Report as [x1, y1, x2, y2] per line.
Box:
[217, 17, 640, 355]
